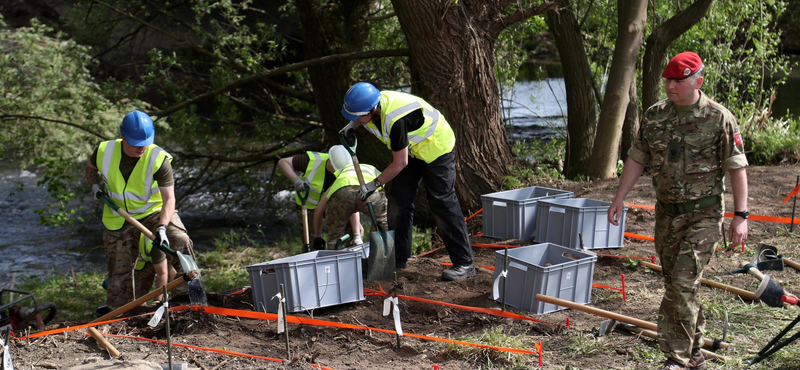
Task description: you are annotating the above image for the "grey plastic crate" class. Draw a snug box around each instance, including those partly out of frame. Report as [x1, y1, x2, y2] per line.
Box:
[342, 241, 369, 259]
[490, 243, 597, 314]
[535, 198, 628, 250]
[246, 250, 364, 313]
[481, 186, 573, 240]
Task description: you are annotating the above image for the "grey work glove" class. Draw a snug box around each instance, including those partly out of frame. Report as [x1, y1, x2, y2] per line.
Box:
[91, 183, 104, 199]
[339, 121, 357, 141]
[155, 225, 169, 249]
[292, 176, 309, 193]
[358, 178, 380, 201]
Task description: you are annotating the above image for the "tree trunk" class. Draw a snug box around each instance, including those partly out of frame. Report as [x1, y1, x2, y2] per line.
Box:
[589, 0, 648, 179]
[620, 74, 639, 162]
[295, 0, 392, 167]
[390, 0, 518, 211]
[546, 1, 598, 179]
[641, 0, 714, 110]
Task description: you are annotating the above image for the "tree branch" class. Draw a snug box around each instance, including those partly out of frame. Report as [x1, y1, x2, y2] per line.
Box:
[151, 48, 410, 118]
[366, 12, 396, 22]
[493, 1, 559, 36]
[0, 114, 109, 140]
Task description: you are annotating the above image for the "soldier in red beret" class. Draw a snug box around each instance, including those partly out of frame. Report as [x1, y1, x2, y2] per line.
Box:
[608, 52, 749, 370]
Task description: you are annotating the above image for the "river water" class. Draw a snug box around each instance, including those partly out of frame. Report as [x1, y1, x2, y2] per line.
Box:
[2, 62, 797, 282]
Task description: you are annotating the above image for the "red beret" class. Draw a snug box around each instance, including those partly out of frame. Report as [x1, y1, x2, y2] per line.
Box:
[662, 52, 703, 80]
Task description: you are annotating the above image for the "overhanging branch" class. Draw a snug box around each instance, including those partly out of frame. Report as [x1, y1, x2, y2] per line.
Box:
[493, 1, 559, 36]
[0, 114, 109, 140]
[151, 48, 410, 118]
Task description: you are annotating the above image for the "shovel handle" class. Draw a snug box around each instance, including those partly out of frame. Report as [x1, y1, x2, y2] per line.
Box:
[784, 258, 800, 271]
[90, 271, 196, 324]
[339, 130, 357, 155]
[642, 261, 759, 301]
[98, 193, 176, 256]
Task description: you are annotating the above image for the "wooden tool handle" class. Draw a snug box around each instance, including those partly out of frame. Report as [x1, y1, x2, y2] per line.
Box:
[351, 156, 367, 187]
[740, 261, 766, 280]
[115, 206, 156, 241]
[301, 206, 310, 245]
[91, 271, 195, 324]
[88, 327, 120, 357]
[534, 294, 729, 349]
[642, 261, 759, 301]
[784, 258, 800, 271]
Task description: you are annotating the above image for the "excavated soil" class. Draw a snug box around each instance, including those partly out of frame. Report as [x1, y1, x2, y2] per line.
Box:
[5, 164, 800, 369]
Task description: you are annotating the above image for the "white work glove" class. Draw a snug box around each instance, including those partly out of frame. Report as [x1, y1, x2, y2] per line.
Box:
[353, 233, 363, 246]
[91, 183, 104, 199]
[339, 121, 358, 141]
[155, 225, 169, 249]
[359, 179, 380, 201]
[292, 176, 309, 193]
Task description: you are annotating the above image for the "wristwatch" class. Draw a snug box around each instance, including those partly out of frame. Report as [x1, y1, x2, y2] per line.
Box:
[734, 210, 749, 220]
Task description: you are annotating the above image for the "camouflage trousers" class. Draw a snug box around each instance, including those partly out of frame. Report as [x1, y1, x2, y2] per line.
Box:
[654, 201, 723, 366]
[325, 187, 387, 250]
[103, 212, 193, 310]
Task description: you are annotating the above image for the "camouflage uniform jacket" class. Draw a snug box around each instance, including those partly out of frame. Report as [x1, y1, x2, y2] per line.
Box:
[628, 91, 748, 203]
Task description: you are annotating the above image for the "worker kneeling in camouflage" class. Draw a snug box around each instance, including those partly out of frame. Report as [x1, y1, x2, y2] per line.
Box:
[312, 145, 387, 250]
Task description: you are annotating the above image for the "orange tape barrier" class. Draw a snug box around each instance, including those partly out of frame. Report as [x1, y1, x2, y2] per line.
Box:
[102, 333, 336, 370]
[415, 246, 445, 258]
[14, 307, 190, 340]
[191, 306, 540, 355]
[627, 203, 800, 225]
[465, 208, 483, 222]
[624, 232, 655, 242]
[471, 243, 522, 249]
[783, 183, 800, 204]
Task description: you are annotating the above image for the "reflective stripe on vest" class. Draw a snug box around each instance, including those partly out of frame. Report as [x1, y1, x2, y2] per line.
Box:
[135, 233, 154, 271]
[364, 91, 455, 163]
[326, 164, 381, 199]
[96, 139, 172, 230]
[294, 151, 329, 209]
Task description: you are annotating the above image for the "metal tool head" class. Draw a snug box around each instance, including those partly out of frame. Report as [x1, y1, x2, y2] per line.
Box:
[597, 319, 618, 337]
[753, 244, 781, 264]
[755, 275, 785, 308]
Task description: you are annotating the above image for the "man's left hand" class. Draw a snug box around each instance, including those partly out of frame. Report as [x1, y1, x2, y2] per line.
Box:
[155, 225, 169, 249]
[729, 217, 748, 247]
[359, 179, 379, 201]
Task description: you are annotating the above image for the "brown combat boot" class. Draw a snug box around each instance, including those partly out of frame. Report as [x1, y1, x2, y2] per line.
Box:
[660, 359, 686, 370]
[686, 349, 707, 370]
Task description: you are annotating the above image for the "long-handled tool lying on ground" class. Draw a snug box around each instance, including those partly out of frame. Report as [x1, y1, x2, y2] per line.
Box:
[97, 192, 206, 305]
[749, 295, 800, 366]
[339, 131, 395, 281]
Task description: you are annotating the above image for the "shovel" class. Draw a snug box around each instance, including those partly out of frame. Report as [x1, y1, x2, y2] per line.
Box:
[297, 184, 311, 253]
[97, 193, 207, 305]
[339, 130, 395, 281]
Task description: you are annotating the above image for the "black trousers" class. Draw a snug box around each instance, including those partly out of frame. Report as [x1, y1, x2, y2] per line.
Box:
[389, 151, 474, 266]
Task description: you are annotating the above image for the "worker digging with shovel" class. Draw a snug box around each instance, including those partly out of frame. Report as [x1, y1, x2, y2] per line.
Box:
[312, 145, 387, 251]
[340, 82, 475, 281]
[85, 110, 196, 316]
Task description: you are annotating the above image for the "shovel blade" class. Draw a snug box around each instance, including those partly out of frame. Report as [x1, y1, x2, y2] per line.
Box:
[366, 230, 396, 281]
[188, 278, 208, 305]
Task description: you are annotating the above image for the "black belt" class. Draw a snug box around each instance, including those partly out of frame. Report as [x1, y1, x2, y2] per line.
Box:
[658, 195, 721, 215]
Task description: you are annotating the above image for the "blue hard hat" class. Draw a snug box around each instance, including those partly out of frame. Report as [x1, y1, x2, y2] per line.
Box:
[120, 110, 154, 146]
[341, 82, 381, 121]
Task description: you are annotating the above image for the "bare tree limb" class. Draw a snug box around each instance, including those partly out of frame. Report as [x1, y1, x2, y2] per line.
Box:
[366, 12, 396, 22]
[493, 1, 559, 36]
[223, 93, 322, 127]
[151, 49, 410, 118]
[0, 114, 109, 140]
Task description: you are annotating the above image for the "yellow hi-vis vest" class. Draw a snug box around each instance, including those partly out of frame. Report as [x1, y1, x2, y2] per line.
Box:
[135, 233, 154, 271]
[363, 91, 456, 163]
[294, 151, 329, 209]
[96, 139, 172, 230]
[326, 164, 381, 199]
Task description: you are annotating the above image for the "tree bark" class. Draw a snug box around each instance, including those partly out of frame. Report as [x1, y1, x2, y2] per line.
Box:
[546, 1, 598, 178]
[641, 0, 714, 110]
[620, 74, 639, 162]
[391, 0, 553, 210]
[589, 0, 648, 179]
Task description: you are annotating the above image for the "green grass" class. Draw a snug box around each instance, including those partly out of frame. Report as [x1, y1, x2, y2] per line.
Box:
[16, 271, 106, 322]
[439, 327, 539, 368]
